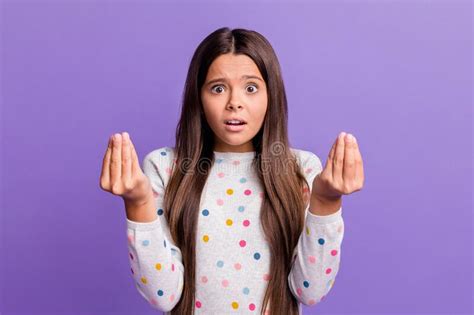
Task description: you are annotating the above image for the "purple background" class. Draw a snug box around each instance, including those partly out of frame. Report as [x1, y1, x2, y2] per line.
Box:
[1, 0, 472, 314]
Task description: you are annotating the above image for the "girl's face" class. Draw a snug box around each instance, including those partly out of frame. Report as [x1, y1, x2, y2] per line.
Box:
[201, 53, 268, 152]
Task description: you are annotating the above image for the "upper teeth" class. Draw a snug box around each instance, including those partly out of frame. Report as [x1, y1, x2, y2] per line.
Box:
[227, 120, 243, 124]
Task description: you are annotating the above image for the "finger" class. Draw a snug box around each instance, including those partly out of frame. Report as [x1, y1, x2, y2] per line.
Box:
[121, 132, 132, 185]
[324, 138, 337, 180]
[110, 133, 122, 186]
[353, 136, 364, 185]
[333, 132, 345, 184]
[129, 136, 141, 175]
[343, 133, 356, 184]
[100, 135, 113, 187]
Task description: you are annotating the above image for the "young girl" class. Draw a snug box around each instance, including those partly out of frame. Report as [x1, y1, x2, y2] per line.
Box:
[100, 27, 364, 315]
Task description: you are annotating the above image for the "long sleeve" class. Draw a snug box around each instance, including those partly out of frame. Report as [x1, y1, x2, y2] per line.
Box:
[126, 147, 184, 312]
[288, 150, 345, 306]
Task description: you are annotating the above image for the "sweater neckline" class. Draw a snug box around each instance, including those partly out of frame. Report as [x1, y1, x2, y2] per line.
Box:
[213, 150, 257, 160]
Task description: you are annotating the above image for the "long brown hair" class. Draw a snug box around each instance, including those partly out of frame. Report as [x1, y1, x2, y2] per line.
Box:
[164, 27, 311, 315]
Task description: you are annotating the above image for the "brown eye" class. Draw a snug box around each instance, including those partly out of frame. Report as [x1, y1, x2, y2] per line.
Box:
[247, 84, 258, 93]
[211, 85, 225, 94]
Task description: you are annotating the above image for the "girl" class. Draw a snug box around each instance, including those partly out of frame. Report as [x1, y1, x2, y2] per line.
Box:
[100, 27, 364, 315]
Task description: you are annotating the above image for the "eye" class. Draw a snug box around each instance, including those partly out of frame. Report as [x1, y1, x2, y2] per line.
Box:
[210, 85, 225, 94]
[246, 83, 259, 93]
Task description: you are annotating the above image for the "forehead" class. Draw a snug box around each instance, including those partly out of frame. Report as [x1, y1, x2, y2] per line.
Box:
[206, 54, 262, 79]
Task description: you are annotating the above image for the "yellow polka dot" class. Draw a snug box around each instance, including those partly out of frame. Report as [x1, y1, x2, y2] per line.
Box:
[226, 188, 234, 195]
[231, 301, 239, 309]
[226, 219, 233, 226]
[306, 226, 310, 235]
[203, 235, 209, 242]
[155, 263, 162, 270]
[141, 277, 147, 284]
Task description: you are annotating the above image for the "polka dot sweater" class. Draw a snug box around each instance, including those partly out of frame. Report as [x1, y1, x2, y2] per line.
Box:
[126, 146, 344, 314]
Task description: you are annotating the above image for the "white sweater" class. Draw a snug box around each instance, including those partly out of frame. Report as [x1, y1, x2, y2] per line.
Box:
[126, 146, 344, 314]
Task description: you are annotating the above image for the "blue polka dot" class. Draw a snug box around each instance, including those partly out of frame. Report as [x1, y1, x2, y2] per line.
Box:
[243, 287, 250, 295]
[163, 239, 166, 248]
[238, 206, 245, 212]
[142, 240, 150, 246]
[253, 252, 261, 260]
[318, 238, 325, 245]
[157, 289, 164, 296]
[160, 151, 167, 156]
[202, 209, 209, 216]
[240, 177, 247, 183]
[216, 158, 224, 163]
[157, 208, 164, 215]
[216, 260, 224, 268]
[303, 280, 310, 288]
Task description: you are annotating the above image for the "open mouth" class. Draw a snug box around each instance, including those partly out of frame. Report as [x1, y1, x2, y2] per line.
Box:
[224, 119, 247, 126]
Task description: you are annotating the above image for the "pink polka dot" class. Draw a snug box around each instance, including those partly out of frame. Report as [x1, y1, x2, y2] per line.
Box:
[127, 234, 133, 244]
[171, 264, 175, 271]
[153, 190, 160, 198]
[233, 160, 240, 165]
[239, 240, 246, 247]
[308, 255, 316, 264]
[308, 299, 316, 305]
[222, 279, 229, 287]
[150, 298, 158, 306]
[195, 300, 202, 308]
[296, 288, 303, 296]
[170, 294, 175, 302]
[263, 273, 271, 281]
[249, 303, 256, 311]
[259, 191, 264, 198]
[244, 189, 252, 195]
[218, 172, 225, 178]
[243, 219, 250, 227]
[305, 167, 313, 174]
[234, 263, 242, 270]
[331, 249, 338, 256]
[165, 167, 172, 175]
[217, 199, 224, 206]
[201, 276, 208, 283]
[325, 268, 332, 274]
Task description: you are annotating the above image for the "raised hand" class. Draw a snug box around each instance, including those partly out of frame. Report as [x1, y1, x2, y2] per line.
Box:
[311, 131, 365, 207]
[99, 132, 153, 207]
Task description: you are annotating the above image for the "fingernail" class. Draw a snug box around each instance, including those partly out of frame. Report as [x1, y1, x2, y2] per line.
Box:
[114, 133, 120, 140]
[340, 132, 346, 139]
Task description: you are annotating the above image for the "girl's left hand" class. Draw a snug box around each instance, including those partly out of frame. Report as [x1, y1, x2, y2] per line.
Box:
[312, 132, 365, 202]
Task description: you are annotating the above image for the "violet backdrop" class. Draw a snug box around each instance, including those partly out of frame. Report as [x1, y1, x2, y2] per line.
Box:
[1, 0, 472, 314]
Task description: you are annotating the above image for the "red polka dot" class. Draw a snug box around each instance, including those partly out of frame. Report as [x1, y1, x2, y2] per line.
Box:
[218, 172, 225, 178]
[296, 288, 303, 296]
[195, 300, 202, 308]
[150, 298, 158, 306]
[331, 249, 338, 256]
[308, 255, 316, 264]
[171, 264, 175, 271]
[222, 279, 229, 287]
[244, 189, 252, 195]
[308, 299, 316, 305]
[234, 263, 242, 270]
[325, 268, 332, 274]
[170, 294, 175, 302]
[249, 303, 256, 311]
[201, 276, 208, 283]
[239, 240, 246, 247]
[243, 219, 250, 227]
[263, 273, 271, 281]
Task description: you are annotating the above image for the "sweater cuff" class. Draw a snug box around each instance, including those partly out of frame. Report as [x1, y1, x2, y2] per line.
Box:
[126, 216, 161, 231]
[305, 206, 342, 225]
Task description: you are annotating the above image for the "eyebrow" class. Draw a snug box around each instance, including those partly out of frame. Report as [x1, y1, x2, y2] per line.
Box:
[205, 75, 264, 86]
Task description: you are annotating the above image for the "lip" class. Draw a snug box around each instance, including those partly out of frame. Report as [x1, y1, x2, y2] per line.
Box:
[224, 121, 247, 132]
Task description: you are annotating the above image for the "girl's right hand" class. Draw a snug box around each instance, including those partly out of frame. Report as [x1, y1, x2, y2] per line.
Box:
[99, 132, 153, 207]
